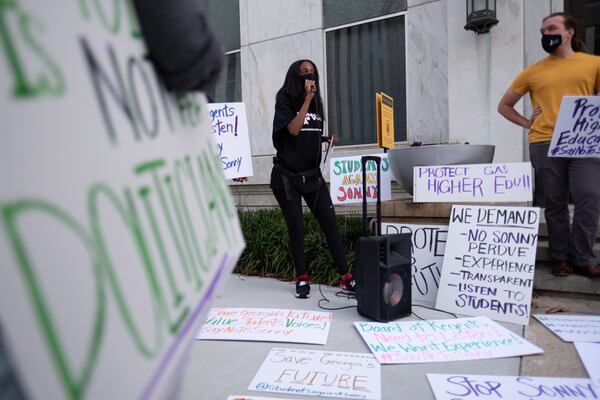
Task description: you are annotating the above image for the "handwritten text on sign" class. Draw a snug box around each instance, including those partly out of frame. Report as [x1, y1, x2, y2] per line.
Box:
[534, 315, 600, 342]
[354, 316, 542, 364]
[207, 102, 254, 179]
[329, 154, 392, 205]
[0, 3, 245, 400]
[427, 374, 599, 400]
[549, 96, 600, 158]
[196, 308, 332, 344]
[249, 348, 381, 400]
[436, 205, 540, 325]
[413, 163, 533, 202]
[382, 223, 447, 307]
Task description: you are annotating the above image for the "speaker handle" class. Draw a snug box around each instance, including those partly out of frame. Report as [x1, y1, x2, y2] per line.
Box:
[361, 155, 381, 237]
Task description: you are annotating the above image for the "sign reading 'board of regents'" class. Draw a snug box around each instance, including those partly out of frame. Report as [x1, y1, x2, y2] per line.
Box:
[548, 96, 600, 158]
[534, 314, 600, 342]
[427, 374, 600, 400]
[436, 205, 540, 325]
[413, 162, 533, 202]
[382, 223, 447, 308]
[207, 102, 254, 179]
[249, 348, 381, 400]
[0, 3, 245, 400]
[329, 154, 392, 205]
[354, 316, 542, 364]
[196, 308, 332, 344]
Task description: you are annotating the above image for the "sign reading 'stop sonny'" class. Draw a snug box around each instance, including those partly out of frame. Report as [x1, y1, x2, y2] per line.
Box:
[549, 96, 600, 158]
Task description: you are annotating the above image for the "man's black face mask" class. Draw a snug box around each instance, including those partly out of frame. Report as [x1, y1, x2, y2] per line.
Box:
[542, 33, 563, 53]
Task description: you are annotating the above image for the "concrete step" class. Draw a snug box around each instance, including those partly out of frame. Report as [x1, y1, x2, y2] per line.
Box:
[534, 262, 600, 296]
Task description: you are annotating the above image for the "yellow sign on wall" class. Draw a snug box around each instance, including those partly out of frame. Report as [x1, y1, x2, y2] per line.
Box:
[376, 92, 395, 149]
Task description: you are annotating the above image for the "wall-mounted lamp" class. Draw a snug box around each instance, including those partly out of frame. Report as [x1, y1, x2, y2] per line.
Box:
[464, 0, 498, 34]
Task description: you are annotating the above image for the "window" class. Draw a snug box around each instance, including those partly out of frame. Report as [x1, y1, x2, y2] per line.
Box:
[567, 0, 600, 55]
[325, 15, 407, 146]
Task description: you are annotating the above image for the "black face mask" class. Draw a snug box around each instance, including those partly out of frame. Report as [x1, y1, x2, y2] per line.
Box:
[300, 73, 316, 85]
[542, 33, 562, 53]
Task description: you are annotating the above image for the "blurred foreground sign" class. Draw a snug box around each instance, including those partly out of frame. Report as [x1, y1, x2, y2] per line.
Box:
[0, 2, 244, 399]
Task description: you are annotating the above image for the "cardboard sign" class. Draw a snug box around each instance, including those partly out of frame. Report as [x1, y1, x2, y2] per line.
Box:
[427, 374, 600, 400]
[413, 163, 533, 203]
[354, 316, 542, 364]
[534, 315, 600, 342]
[248, 348, 381, 399]
[207, 102, 254, 179]
[196, 308, 332, 344]
[0, 3, 244, 399]
[329, 154, 392, 205]
[548, 96, 600, 158]
[575, 342, 600, 388]
[436, 205, 540, 325]
[382, 223, 447, 307]
[376, 92, 394, 149]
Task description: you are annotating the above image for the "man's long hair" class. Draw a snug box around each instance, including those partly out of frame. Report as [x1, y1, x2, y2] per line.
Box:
[276, 59, 325, 120]
[543, 12, 587, 53]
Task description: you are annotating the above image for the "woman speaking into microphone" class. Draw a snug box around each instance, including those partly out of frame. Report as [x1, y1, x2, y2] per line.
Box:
[270, 59, 355, 299]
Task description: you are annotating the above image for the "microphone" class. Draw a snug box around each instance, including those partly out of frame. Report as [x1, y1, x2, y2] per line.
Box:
[311, 86, 316, 93]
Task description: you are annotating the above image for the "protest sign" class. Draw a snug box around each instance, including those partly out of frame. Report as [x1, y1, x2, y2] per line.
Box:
[427, 374, 600, 400]
[227, 397, 287, 400]
[534, 315, 600, 342]
[248, 348, 381, 399]
[575, 343, 600, 388]
[354, 316, 542, 364]
[548, 96, 600, 158]
[207, 102, 254, 179]
[413, 162, 533, 203]
[382, 223, 447, 307]
[329, 154, 392, 205]
[197, 308, 332, 344]
[435, 205, 540, 325]
[0, 3, 245, 399]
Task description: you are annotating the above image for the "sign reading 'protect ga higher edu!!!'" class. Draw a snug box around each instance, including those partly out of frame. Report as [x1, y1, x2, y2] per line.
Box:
[0, 2, 245, 400]
[548, 96, 600, 158]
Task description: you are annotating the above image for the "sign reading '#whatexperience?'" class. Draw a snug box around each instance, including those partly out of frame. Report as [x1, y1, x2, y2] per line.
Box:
[548, 96, 600, 158]
[0, 3, 244, 400]
[436, 205, 540, 325]
[329, 154, 392, 205]
[413, 163, 533, 202]
[197, 308, 332, 344]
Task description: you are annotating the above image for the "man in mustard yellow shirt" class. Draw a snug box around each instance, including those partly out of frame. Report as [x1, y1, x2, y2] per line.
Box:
[498, 12, 600, 279]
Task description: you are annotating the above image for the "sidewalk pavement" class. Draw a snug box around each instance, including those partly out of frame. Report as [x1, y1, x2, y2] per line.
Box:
[179, 274, 595, 400]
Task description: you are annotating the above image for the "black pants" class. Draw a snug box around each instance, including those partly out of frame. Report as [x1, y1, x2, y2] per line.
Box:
[272, 179, 348, 277]
[530, 142, 600, 266]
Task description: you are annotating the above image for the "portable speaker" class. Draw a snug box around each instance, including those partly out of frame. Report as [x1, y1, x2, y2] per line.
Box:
[355, 233, 412, 322]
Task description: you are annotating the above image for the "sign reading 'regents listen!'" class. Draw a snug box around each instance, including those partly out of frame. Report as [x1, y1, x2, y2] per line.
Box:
[436, 206, 540, 325]
[413, 163, 533, 203]
[548, 96, 600, 158]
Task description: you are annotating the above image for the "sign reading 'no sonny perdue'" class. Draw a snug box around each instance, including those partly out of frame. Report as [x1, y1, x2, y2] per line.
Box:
[549, 96, 600, 158]
[436, 205, 540, 325]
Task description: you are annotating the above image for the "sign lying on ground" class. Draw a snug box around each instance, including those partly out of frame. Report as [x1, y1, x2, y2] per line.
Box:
[436, 205, 540, 325]
[196, 308, 332, 344]
[248, 348, 381, 399]
[548, 96, 600, 158]
[534, 315, 600, 342]
[382, 223, 447, 307]
[0, 3, 245, 399]
[575, 342, 600, 388]
[354, 316, 542, 364]
[413, 162, 533, 203]
[207, 102, 254, 179]
[227, 396, 288, 400]
[427, 374, 600, 400]
[329, 154, 392, 205]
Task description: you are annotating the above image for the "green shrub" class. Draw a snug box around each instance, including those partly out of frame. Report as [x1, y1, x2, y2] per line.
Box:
[235, 209, 364, 285]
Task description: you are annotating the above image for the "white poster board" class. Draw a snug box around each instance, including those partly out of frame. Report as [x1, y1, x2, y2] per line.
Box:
[249, 348, 381, 399]
[354, 316, 542, 364]
[534, 315, 600, 342]
[227, 397, 288, 400]
[207, 102, 254, 179]
[196, 308, 332, 344]
[0, 3, 245, 399]
[427, 374, 600, 400]
[436, 205, 540, 325]
[575, 342, 600, 388]
[413, 162, 533, 203]
[382, 223, 447, 307]
[548, 96, 600, 158]
[329, 154, 392, 205]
